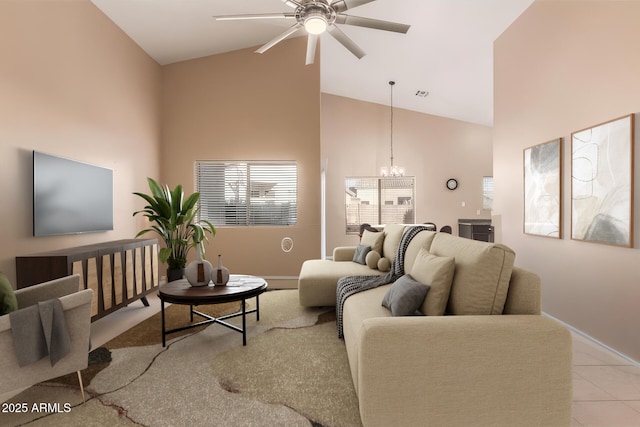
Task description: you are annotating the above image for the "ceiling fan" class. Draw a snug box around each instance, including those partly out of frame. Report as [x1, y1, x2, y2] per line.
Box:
[213, 0, 410, 65]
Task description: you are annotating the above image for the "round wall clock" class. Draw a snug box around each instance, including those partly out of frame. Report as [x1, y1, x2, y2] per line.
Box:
[446, 178, 458, 190]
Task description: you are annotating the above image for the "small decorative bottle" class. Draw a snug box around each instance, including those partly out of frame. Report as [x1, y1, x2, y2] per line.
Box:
[212, 254, 229, 286]
[185, 245, 213, 287]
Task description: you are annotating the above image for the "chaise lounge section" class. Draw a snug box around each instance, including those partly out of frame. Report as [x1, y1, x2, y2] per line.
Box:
[299, 225, 573, 426]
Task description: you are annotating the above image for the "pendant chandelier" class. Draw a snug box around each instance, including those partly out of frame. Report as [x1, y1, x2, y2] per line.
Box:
[380, 81, 405, 177]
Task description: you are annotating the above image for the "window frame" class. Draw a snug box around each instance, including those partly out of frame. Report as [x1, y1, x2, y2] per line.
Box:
[195, 160, 297, 227]
[345, 176, 416, 234]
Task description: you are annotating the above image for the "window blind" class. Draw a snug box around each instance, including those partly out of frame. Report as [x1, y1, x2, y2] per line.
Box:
[195, 161, 297, 226]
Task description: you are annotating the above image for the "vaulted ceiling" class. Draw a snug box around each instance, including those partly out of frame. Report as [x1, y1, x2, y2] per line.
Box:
[91, 0, 534, 126]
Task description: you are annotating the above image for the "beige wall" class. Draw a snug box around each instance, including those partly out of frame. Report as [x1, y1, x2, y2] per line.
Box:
[321, 93, 493, 253]
[161, 37, 321, 280]
[0, 1, 162, 284]
[494, 0, 640, 360]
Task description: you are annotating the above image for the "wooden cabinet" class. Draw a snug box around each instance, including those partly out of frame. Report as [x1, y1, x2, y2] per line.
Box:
[16, 239, 159, 321]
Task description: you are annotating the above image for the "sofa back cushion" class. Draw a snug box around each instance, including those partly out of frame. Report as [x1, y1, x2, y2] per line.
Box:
[429, 233, 515, 315]
[382, 224, 406, 262]
[403, 230, 436, 273]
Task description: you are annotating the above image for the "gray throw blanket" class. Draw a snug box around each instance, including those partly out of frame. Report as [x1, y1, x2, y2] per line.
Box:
[336, 225, 430, 338]
[9, 298, 71, 367]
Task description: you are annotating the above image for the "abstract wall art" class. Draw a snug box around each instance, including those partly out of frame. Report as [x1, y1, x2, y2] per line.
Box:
[524, 138, 562, 238]
[571, 114, 634, 247]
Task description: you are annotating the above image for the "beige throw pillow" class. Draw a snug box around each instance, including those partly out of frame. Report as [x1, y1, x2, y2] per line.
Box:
[361, 230, 384, 255]
[365, 250, 381, 269]
[410, 248, 455, 316]
[377, 257, 391, 272]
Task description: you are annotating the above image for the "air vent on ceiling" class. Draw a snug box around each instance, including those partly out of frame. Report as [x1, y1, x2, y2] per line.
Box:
[415, 90, 430, 98]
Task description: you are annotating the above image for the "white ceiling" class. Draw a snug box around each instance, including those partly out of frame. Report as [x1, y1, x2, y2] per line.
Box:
[90, 0, 533, 126]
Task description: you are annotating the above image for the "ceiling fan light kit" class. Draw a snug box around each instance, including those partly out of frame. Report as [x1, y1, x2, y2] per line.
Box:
[213, 0, 410, 65]
[304, 15, 328, 34]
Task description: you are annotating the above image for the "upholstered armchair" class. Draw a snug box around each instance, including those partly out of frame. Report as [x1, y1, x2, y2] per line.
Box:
[0, 274, 93, 401]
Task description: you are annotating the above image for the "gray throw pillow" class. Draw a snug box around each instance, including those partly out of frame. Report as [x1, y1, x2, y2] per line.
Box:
[353, 244, 371, 265]
[382, 274, 430, 316]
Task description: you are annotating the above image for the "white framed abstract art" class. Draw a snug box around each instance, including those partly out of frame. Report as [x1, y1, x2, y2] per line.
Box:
[571, 114, 634, 247]
[524, 138, 562, 238]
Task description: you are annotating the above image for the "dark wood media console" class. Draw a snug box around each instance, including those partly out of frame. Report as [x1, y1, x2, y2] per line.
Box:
[16, 238, 159, 321]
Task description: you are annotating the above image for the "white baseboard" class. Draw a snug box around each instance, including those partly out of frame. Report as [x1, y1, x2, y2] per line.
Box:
[543, 312, 639, 367]
[263, 276, 298, 290]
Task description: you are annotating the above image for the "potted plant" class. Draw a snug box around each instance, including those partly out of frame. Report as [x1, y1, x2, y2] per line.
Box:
[133, 177, 216, 282]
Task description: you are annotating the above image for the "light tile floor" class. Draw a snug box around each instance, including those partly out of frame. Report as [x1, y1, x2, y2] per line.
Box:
[7, 294, 640, 426]
[572, 331, 640, 426]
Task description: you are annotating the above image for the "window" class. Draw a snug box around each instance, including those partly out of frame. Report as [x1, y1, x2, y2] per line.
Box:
[195, 161, 297, 226]
[483, 176, 494, 211]
[345, 176, 415, 234]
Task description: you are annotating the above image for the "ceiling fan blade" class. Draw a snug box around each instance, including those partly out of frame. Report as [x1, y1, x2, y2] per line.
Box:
[334, 14, 410, 34]
[306, 34, 319, 65]
[280, 0, 302, 7]
[327, 24, 365, 59]
[255, 23, 303, 54]
[213, 13, 295, 21]
[331, 0, 377, 13]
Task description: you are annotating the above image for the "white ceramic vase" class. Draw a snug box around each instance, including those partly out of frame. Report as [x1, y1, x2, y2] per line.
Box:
[212, 254, 229, 286]
[185, 245, 213, 287]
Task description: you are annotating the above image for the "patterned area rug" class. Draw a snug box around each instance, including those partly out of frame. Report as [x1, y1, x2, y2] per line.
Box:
[3, 290, 362, 427]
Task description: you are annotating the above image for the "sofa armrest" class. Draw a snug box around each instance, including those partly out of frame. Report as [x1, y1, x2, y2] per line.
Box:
[356, 315, 572, 427]
[333, 246, 357, 261]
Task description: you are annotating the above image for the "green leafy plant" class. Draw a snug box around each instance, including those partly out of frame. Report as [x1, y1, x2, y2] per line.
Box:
[133, 177, 216, 270]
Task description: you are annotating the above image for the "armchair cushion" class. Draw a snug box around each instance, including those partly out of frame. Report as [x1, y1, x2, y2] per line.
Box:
[0, 272, 18, 315]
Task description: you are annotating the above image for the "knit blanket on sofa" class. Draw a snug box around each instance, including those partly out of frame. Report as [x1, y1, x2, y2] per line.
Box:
[336, 225, 430, 338]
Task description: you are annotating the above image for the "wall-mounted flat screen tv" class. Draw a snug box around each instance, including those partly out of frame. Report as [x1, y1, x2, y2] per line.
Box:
[33, 151, 114, 236]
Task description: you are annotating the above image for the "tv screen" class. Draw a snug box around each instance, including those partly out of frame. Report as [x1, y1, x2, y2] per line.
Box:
[33, 151, 114, 236]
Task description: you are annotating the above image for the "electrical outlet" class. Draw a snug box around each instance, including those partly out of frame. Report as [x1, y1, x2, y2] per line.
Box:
[461, 201, 466, 207]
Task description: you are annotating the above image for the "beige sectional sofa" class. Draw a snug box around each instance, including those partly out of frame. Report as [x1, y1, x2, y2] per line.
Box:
[298, 225, 573, 427]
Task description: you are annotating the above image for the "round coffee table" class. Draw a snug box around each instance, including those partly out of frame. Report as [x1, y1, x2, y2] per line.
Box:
[157, 274, 267, 347]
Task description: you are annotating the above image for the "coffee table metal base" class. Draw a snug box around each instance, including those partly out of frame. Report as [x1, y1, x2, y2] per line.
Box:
[158, 276, 267, 347]
[160, 296, 259, 347]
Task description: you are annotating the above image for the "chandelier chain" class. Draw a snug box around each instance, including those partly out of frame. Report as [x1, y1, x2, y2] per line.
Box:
[390, 80, 394, 168]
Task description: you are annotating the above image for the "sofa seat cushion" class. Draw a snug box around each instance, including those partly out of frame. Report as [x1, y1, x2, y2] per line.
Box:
[342, 285, 392, 395]
[429, 233, 515, 315]
[298, 260, 385, 307]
